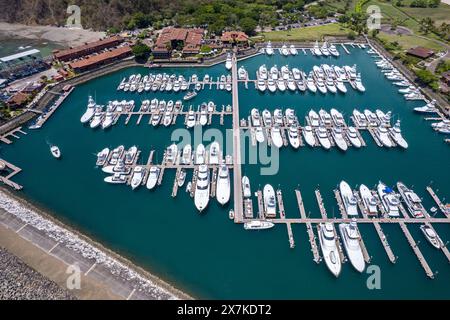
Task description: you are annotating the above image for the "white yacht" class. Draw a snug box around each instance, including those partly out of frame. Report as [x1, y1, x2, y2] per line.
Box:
[292, 68, 301, 80]
[316, 78, 327, 94]
[124, 146, 138, 165]
[329, 44, 340, 57]
[306, 73, 317, 93]
[389, 120, 408, 149]
[355, 73, 365, 92]
[330, 108, 345, 127]
[244, 220, 274, 230]
[364, 109, 379, 127]
[177, 169, 186, 187]
[166, 143, 178, 164]
[257, 79, 267, 92]
[377, 181, 400, 217]
[146, 166, 160, 190]
[414, 100, 437, 113]
[104, 173, 127, 184]
[308, 110, 320, 127]
[270, 66, 279, 80]
[263, 184, 277, 218]
[352, 110, 368, 127]
[80, 96, 96, 123]
[313, 41, 322, 56]
[287, 79, 296, 91]
[266, 41, 274, 56]
[420, 225, 443, 249]
[267, 78, 277, 92]
[270, 127, 283, 148]
[302, 125, 316, 147]
[50, 145, 61, 159]
[285, 108, 298, 126]
[332, 127, 348, 151]
[288, 125, 300, 149]
[262, 109, 272, 127]
[397, 182, 426, 218]
[108, 145, 124, 165]
[325, 77, 337, 93]
[340, 181, 358, 216]
[335, 78, 347, 93]
[238, 66, 247, 80]
[251, 108, 262, 127]
[186, 110, 196, 128]
[209, 142, 220, 165]
[96, 148, 109, 166]
[255, 127, 265, 143]
[276, 79, 286, 92]
[194, 164, 210, 212]
[339, 222, 366, 273]
[289, 45, 298, 55]
[375, 109, 391, 126]
[318, 223, 342, 277]
[195, 144, 205, 165]
[199, 103, 208, 126]
[316, 126, 331, 150]
[281, 65, 290, 80]
[89, 106, 104, 129]
[181, 144, 192, 164]
[242, 176, 251, 198]
[319, 109, 332, 126]
[216, 165, 230, 205]
[321, 42, 330, 56]
[258, 65, 268, 80]
[281, 44, 289, 56]
[130, 166, 145, 190]
[375, 126, 393, 147]
[359, 184, 378, 215]
[273, 109, 283, 126]
[225, 53, 232, 70]
[346, 127, 361, 148]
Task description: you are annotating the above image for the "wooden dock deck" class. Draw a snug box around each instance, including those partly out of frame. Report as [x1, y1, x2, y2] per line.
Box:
[426, 186, 447, 215]
[315, 189, 328, 219]
[0, 159, 23, 190]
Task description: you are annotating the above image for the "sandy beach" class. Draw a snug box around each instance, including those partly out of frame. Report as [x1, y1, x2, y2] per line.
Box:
[0, 22, 106, 47]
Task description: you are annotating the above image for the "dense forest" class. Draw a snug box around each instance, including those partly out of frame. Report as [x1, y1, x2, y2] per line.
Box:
[1, 0, 320, 34]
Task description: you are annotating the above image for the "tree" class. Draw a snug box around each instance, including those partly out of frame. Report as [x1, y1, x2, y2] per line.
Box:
[415, 69, 438, 86]
[419, 17, 434, 34]
[132, 41, 151, 61]
[239, 17, 258, 36]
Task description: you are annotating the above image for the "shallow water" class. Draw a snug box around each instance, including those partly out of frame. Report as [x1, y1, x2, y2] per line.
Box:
[2, 46, 449, 299]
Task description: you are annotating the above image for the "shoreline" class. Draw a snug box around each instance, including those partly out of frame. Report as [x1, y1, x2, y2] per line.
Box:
[0, 186, 193, 300]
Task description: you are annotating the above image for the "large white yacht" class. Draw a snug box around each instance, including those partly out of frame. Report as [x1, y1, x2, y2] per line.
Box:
[104, 173, 127, 184]
[280, 44, 289, 56]
[414, 100, 437, 113]
[144, 164, 159, 189]
[375, 126, 393, 147]
[288, 125, 300, 149]
[315, 126, 331, 150]
[339, 221, 366, 273]
[265, 41, 274, 56]
[352, 110, 368, 128]
[255, 127, 265, 143]
[420, 225, 443, 249]
[166, 143, 178, 164]
[330, 108, 345, 127]
[258, 64, 268, 80]
[80, 96, 96, 123]
[181, 144, 192, 164]
[397, 182, 426, 218]
[270, 127, 283, 148]
[263, 184, 277, 218]
[262, 109, 272, 127]
[332, 127, 348, 151]
[329, 43, 340, 57]
[340, 180, 358, 216]
[186, 110, 196, 128]
[289, 44, 298, 55]
[244, 220, 274, 230]
[216, 165, 230, 205]
[346, 127, 361, 148]
[276, 79, 286, 92]
[321, 41, 330, 56]
[306, 73, 317, 93]
[318, 223, 342, 277]
[195, 164, 210, 212]
[308, 110, 320, 127]
[225, 53, 232, 70]
[389, 120, 408, 149]
[124, 145, 138, 165]
[130, 166, 145, 190]
[319, 109, 332, 126]
[96, 148, 110, 166]
[267, 78, 277, 92]
[302, 125, 316, 147]
[377, 181, 400, 217]
[313, 40, 322, 56]
[251, 108, 262, 127]
[359, 184, 378, 216]
[89, 106, 104, 129]
[199, 103, 208, 126]
[257, 79, 267, 92]
[242, 176, 251, 198]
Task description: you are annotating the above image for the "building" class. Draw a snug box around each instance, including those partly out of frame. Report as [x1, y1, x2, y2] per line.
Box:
[441, 71, 450, 86]
[221, 31, 249, 48]
[0, 49, 47, 80]
[6, 92, 30, 109]
[153, 28, 204, 59]
[53, 36, 124, 62]
[68, 46, 132, 72]
[406, 46, 434, 59]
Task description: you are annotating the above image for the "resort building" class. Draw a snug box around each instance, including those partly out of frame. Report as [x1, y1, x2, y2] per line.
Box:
[53, 36, 124, 62]
[221, 31, 249, 49]
[406, 46, 435, 59]
[152, 27, 204, 59]
[0, 49, 47, 81]
[68, 46, 132, 72]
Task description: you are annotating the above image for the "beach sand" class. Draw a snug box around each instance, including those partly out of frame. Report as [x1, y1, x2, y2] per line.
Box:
[0, 22, 106, 47]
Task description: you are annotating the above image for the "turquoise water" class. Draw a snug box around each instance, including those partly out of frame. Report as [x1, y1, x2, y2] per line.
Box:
[2, 47, 450, 299]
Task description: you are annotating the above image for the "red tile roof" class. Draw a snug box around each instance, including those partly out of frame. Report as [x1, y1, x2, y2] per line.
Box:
[54, 36, 123, 59]
[69, 46, 131, 70]
[221, 31, 249, 42]
[155, 27, 204, 51]
[406, 46, 434, 59]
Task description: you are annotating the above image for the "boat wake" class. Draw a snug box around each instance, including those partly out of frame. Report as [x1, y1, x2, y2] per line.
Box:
[0, 190, 180, 300]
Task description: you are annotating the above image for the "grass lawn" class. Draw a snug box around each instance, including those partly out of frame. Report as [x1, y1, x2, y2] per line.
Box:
[323, 0, 359, 11]
[377, 31, 446, 51]
[401, 4, 450, 25]
[364, 0, 421, 32]
[260, 23, 352, 42]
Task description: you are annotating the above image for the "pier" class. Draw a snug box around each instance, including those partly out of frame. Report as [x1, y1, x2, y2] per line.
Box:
[0, 127, 27, 145]
[426, 186, 448, 215]
[315, 189, 328, 219]
[256, 190, 264, 219]
[0, 159, 23, 190]
[333, 189, 347, 218]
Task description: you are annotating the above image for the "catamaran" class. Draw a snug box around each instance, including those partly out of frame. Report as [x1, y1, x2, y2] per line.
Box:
[340, 181, 358, 216]
[339, 221, 366, 273]
[318, 222, 342, 277]
[216, 165, 230, 205]
[195, 164, 210, 212]
[263, 184, 277, 218]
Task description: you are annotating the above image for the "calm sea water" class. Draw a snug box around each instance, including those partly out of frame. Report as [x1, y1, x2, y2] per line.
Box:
[2, 47, 450, 299]
[0, 37, 63, 57]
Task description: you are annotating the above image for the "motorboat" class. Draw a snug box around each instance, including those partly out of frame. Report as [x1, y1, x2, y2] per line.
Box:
[263, 184, 277, 218]
[96, 148, 109, 166]
[287, 79, 296, 91]
[292, 68, 301, 80]
[335, 78, 347, 93]
[352, 110, 368, 127]
[146, 166, 160, 190]
[285, 108, 298, 125]
[325, 77, 337, 93]
[340, 181, 358, 216]
[296, 79, 307, 91]
[258, 65, 268, 80]
[319, 109, 332, 126]
[288, 125, 300, 149]
[420, 225, 443, 249]
[89, 106, 104, 129]
[165, 143, 178, 164]
[267, 78, 277, 92]
[359, 184, 378, 215]
[124, 145, 138, 165]
[308, 110, 320, 127]
[257, 79, 267, 92]
[375, 110, 391, 127]
[320, 42, 330, 56]
[181, 144, 192, 164]
[199, 103, 208, 126]
[270, 66, 279, 80]
[346, 127, 361, 148]
[108, 145, 124, 165]
[302, 125, 316, 147]
[177, 169, 187, 187]
[255, 127, 265, 143]
[50, 145, 61, 159]
[194, 164, 210, 212]
[289, 45, 298, 55]
[270, 127, 283, 148]
[186, 110, 196, 128]
[414, 100, 437, 113]
[238, 66, 247, 80]
[355, 73, 365, 92]
[130, 166, 145, 190]
[104, 173, 127, 184]
[330, 109, 345, 127]
[216, 165, 230, 205]
[389, 120, 408, 149]
[377, 181, 400, 217]
[183, 91, 197, 101]
[80, 96, 96, 123]
[102, 158, 130, 175]
[251, 108, 262, 127]
[281, 65, 290, 80]
[195, 144, 205, 165]
[209, 141, 220, 165]
[364, 109, 379, 127]
[339, 221, 366, 273]
[225, 53, 232, 70]
[242, 176, 251, 198]
[332, 127, 348, 151]
[266, 41, 274, 56]
[316, 126, 331, 149]
[375, 126, 393, 147]
[316, 78, 327, 94]
[329, 44, 340, 57]
[280, 44, 289, 56]
[244, 220, 274, 230]
[276, 79, 286, 92]
[262, 109, 272, 127]
[313, 41, 322, 56]
[397, 182, 426, 218]
[306, 73, 317, 93]
[318, 222, 342, 277]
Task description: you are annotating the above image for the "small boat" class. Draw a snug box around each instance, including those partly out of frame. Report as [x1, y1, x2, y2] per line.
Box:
[130, 166, 145, 190]
[289, 45, 298, 55]
[104, 173, 127, 184]
[332, 127, 348, 151]
[209, 141, 220, 165]
[267, 78, 277, 93]
[238, 66, 247, 80]
[339, 221, 366, 273]
[177, 169, 187, 187]
[420, 225, 443, 249]
[146, 166, 160, 190]
[265, 41, 274, 56]
[288, 125, 300, 149]
[315, 126, 331, 150]
[225, 53, 232, 70]
[244, 220, 274, 230]
[340, 181, 358, 216]
[199, 103, 208, 126]
[229, 209, 235, 220]
[80, 96, 96, 123]
[186, 110, 196, 128]
[242, 176, 251, 198]
[50, 145, 61, 159]
[318, 223, 342, 277]
[257, 79, 267, 92]
[414, 100, 437, 114]
[96, 148, 110, 166]
[263, 184, 277, 218]
[281, 44, 289, 56]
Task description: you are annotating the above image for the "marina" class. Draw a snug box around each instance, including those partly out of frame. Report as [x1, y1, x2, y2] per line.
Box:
[1, 42, 449, 299]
